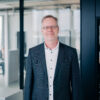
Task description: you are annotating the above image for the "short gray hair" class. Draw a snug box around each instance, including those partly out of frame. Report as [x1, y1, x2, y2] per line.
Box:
[42, 15, 58, 25]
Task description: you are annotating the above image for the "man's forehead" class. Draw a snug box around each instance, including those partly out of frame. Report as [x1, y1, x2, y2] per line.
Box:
[42, 17, 57, 22]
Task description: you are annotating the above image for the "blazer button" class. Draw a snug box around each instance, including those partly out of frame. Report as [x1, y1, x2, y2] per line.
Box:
[46, 83, 48, 87]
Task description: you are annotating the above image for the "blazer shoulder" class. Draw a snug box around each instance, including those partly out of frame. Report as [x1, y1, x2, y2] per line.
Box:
[29, 43, 44, 53]
[60, 42, 76, 52]
[60, 42, 78, 62]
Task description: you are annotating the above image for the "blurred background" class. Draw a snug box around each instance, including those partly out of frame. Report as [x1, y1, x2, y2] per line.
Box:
[0, 0, 99, 100]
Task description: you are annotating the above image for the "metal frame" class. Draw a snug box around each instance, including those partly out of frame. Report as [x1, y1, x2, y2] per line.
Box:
[19, 0, 24, 89]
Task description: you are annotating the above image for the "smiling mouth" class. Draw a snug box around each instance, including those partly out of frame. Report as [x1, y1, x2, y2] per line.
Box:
[47, 32, 54, 34]
[47, 34, 54, 36]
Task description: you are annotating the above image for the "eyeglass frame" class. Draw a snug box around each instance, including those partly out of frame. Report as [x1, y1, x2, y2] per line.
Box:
[42, 25, 58, 30]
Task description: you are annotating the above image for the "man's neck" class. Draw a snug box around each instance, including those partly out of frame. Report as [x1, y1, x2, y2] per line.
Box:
[45, 40, 59, 49]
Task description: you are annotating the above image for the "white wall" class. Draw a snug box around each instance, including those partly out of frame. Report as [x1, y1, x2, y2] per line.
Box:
[24, 11, 33, 56]
[8, 12, 19, 50]
[8, 50, 19, 84]
[0, 16, 3, 49]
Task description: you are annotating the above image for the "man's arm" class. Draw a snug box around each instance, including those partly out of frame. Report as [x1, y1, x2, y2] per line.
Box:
[24, 49, 33, 100]
[71, 49, 80, 100]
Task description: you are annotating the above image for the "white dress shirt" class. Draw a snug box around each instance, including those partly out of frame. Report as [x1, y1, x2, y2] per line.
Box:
[44, 42, 59, 100]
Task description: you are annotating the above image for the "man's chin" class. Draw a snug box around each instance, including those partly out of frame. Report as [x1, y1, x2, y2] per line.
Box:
[45, 37, 53, 41]
[45, 38, 57, 42]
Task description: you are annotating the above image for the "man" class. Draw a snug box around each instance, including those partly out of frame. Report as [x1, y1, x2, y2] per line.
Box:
[24, 15, 80, 100]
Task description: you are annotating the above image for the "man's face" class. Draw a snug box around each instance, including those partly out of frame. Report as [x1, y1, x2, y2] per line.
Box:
[41, 17, 59, 42]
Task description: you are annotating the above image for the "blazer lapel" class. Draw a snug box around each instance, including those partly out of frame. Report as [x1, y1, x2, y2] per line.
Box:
[37, 42, 64, 85]
[54, 42, 64, 83]
[39, 43, 48, 82]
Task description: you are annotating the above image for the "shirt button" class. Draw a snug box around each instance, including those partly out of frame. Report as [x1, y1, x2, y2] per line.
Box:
[50, 76, 52, 79]
[50, 85, 52, 87]
[49, 94, 52, 96]
[50, 67, 52, 70]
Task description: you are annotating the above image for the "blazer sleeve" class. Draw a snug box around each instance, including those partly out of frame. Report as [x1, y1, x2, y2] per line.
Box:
[71, 49, 80, 100]
[24, 49, 33, 100]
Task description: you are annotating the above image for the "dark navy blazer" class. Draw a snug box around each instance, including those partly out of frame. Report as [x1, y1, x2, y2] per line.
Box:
[24, 42, 80, 100]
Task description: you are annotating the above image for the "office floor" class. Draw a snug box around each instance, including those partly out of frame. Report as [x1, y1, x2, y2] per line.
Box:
[0, 73, 19, 87]
[0, 67, 26, 88]
[0, 74, 5, 87]
[0, 73, 23, 100]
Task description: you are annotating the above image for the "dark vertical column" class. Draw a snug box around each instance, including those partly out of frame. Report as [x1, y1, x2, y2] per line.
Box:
[96, 18, 100, 100]
[81, 0, 96, 100]
[96, 0, 100, 99]
[19, 0, 24, 89]
[96, 0, 100, 17]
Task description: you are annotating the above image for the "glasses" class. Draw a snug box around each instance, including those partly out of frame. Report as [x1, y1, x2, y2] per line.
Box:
[42, 25, 58, 30]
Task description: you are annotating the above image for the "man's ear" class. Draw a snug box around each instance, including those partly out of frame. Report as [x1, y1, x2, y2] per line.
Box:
[41, 28, 43, 33]
[58, 26, 59, 32]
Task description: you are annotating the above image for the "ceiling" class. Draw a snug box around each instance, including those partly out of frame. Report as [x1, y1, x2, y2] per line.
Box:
[0, 0, 80, 10]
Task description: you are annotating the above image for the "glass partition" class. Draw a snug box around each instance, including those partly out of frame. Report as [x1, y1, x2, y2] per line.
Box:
[24, 8, 80, 56]
[24, 1, 80, 85]
[0, 11, 20, 87]
[0, 1, 21, 99]
[0, 16, 4, 76]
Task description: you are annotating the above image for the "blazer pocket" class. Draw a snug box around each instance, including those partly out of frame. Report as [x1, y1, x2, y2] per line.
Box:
[62, 59, 71, 70]
[32, 57, 43, 73]
[32, 56, 41, 66]
[62, 59, 70, 65]
[34, 59, 39, 65]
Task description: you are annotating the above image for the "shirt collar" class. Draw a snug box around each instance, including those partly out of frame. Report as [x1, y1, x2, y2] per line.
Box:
[44, 41, 59, 51]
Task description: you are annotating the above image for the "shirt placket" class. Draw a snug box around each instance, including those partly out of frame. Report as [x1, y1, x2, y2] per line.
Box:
[49, 49, 54, 100]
